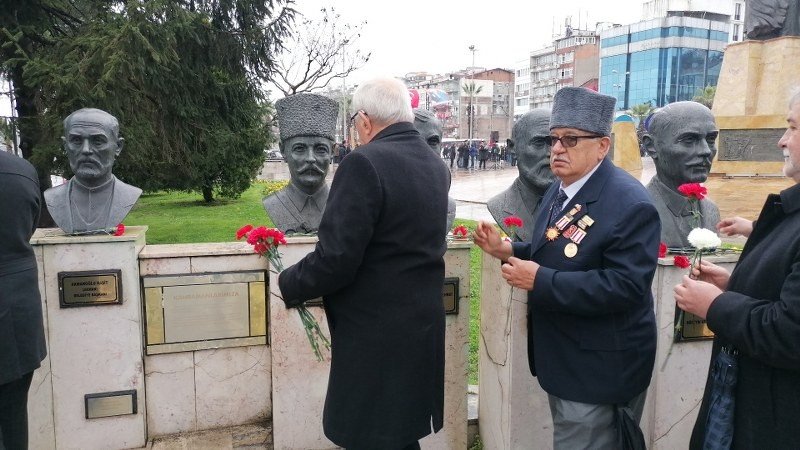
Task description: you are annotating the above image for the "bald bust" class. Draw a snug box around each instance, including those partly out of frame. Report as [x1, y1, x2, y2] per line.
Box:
[487, 109, 554, 242]
[413, 109, 457, 232]
[45, 108, 141, 234]
[642, 101, 721, 248]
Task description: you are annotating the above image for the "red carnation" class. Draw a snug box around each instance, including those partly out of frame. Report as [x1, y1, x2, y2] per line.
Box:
[503, 216, 524, 229]
[677, 183, 707, 200]
[673, 255, 691, 269]
[658, 242, 667, 258]
[236, 224, 254, 240]
[113, 223, 125, 236]
[453, 225, 469, 238]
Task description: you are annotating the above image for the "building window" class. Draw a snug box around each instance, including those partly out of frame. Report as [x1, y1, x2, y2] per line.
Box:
[735, 2, 742, 20]
[733, 24, 740, 41]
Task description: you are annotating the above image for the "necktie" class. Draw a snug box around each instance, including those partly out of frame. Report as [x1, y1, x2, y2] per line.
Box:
[549, 189, 568, 225]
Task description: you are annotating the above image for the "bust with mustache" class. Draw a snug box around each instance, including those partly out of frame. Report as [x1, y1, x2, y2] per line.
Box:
[44, 108, 141, 234]
[642, 101, 721, 248]
[487, 109, 555, 242]
[263, 93, 337, 234]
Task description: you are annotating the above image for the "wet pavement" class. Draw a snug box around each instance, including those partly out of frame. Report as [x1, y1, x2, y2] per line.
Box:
[259, 157, 794, 226]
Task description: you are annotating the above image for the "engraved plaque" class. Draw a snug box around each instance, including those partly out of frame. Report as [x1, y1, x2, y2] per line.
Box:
[85, 390, 137, 419]
[675, 308, 714, 341]
[442, 277, 459, 315]
[719, 129, 786, 161]
[162, 283, 249, 343]
[59, 270, 122, 308]
[143, 271, 267, 354]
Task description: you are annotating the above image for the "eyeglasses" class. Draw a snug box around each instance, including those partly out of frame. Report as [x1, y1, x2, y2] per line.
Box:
[547, 134, 602, 148]
[350, 110, 368, 126]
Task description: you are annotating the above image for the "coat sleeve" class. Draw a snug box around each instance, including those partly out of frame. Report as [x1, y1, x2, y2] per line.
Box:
[530, 200, 661, 315]
[278, 152, 382, 307]
[706, 256, 800, 371]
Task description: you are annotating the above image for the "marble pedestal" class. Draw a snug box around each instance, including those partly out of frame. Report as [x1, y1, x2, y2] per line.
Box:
[269, 238, 472, 450]
[29, 227, 148, 450]
[478, 251, 739, 449]
[712, 37, 800, 176]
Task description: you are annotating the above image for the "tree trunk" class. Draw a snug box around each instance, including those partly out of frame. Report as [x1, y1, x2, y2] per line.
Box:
[202, 185, 214, 202]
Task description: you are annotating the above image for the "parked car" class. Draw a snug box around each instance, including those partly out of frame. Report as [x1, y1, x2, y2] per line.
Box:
[265, 149, 283, 160]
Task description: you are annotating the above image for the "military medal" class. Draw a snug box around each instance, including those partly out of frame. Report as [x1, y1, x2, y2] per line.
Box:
[564, 242, 578, 258]
[545, 227, 560, 241]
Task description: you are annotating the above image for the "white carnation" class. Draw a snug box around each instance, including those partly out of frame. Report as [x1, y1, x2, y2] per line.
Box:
[687, 227, 721, 249]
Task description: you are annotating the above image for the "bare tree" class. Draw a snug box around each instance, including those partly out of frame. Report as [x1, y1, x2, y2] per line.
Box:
[273, 7, 370, 96]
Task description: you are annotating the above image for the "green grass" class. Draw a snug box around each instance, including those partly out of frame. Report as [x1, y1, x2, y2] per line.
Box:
[125, 188, 484, 383]
[123, 181, 286, 244]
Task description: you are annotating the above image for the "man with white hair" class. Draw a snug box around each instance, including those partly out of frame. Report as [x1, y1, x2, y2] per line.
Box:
[278, 77, 451, 449]
[677, 91, 800, 449]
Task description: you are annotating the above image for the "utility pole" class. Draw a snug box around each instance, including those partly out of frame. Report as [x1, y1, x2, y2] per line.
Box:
[468, 45, 477, 142]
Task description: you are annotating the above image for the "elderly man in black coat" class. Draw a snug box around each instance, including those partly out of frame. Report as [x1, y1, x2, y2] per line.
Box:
[278, 77, 451, 449]
[677, 92, 800, 449]
[0, 150, 47, 450]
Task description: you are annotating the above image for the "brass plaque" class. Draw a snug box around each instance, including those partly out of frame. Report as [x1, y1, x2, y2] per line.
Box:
[85, 390, 137, 419]
[675, 309, 714, 341]
[162, 283, 250, 343]
[442, 277, 459, 315]
[59, 270, 122, 308]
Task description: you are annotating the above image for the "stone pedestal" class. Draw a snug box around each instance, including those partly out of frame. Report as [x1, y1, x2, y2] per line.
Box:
[611, 119, 643, 173]
[138, 243, 272, 438]
[30, 227, 148, 450]
[478, 251, 740, 449]
[478, 252, 552, 450]
[712, 37, 800, 176]
[269, 238, 472, 450]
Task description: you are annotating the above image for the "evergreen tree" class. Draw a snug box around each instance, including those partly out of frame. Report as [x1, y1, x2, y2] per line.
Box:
[3, 0, 295, 202]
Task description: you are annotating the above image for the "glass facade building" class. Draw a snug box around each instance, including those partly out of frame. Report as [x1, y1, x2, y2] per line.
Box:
[599, 16, 728, 110]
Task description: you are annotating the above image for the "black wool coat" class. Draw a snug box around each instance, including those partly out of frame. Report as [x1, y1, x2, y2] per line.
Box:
[690, 182, 800, 449]
[0, 151, 46, 385]
[279, 122, 451, 448]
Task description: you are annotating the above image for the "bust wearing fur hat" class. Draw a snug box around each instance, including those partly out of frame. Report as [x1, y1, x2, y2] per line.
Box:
[473, 87, 660, 448]
[263, 93, 337, 234]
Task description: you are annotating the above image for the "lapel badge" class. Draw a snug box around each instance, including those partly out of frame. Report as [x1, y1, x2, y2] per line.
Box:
[568, 204, 582, 216]
[545, 226, 560, 241]
[563, 224, 578, 240]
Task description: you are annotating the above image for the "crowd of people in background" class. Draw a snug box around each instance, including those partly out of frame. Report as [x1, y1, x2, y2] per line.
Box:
[442, 139, 516, 170]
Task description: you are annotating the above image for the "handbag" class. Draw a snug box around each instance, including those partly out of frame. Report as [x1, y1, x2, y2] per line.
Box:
[615, 404, 647, 450]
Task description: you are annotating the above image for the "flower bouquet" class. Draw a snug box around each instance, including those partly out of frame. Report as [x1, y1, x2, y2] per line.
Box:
[662, 183, 721, 369]
[68, 223, 125, 236]
[237, 224, 331, 361]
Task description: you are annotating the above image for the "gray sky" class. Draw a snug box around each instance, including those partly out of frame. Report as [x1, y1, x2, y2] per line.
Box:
[289, 0, 644, 87]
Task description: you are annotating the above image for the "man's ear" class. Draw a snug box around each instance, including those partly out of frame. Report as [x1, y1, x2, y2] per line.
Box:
[115, 138, 124, 157]
[642, 134, 657, 159]
[598, 136, 611, 159]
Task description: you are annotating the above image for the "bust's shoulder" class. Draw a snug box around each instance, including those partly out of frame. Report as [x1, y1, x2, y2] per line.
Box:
[44, 182, 68, 204]
[114, 178, 143, 205]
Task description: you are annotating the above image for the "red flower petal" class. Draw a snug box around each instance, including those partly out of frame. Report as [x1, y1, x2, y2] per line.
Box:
[658, 242, 667, 258]
[673, 255, 691, 268]
[503, 216, 523, 228]
[677, 183, 707, 200]
[236, 224, 254, 240]
[453, 225, 468, 237]
[114, 223, 125, 236]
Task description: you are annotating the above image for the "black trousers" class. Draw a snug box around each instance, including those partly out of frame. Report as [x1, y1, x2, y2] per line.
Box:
[0, 371, 34, 450]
